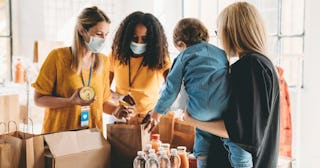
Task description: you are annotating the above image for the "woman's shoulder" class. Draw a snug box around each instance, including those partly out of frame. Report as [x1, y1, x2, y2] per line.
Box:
[48, 47, 72, 60]
[239, 52, 277, 75]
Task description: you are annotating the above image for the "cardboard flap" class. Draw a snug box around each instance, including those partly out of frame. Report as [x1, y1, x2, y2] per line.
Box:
[44, 128, 106, 157]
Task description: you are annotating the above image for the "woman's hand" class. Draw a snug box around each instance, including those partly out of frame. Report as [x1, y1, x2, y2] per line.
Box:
[144, 110, 163, 133]
[112, 104, 135, 121]
[69, 88, 95, 106]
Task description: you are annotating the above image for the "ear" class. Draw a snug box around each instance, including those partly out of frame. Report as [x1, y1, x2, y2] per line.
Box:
[175, 41, 187, 52]
[77, 24, 86, 36]
[177, 41, 187, 48]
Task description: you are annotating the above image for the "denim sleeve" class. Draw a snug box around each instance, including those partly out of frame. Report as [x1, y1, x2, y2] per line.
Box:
[154, 55, 184, 114]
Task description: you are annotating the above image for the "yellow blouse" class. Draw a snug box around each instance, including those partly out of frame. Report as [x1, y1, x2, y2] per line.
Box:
[32, 47, 111, 133]
[108, 54, 171, 114]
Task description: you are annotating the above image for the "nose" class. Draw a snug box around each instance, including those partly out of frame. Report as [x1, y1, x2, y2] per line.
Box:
[137, 37, 144, 44]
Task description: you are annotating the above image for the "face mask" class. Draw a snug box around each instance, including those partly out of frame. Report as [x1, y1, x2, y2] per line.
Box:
[130, 41, 147, 55]
[85, 36, 106, 53]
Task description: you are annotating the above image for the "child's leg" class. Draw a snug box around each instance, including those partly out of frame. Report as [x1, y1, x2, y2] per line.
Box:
[222, 138, 253, 168]
[197, 155, 207, 168]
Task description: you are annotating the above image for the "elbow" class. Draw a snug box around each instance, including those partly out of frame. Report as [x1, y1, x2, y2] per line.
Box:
[33, 92, 43, 107]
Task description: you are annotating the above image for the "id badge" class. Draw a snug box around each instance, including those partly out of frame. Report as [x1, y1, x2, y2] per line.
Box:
[80, 106, 90, 127]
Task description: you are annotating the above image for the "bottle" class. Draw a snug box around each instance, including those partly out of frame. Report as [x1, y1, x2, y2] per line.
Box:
[151, 134, 162, 152]
[170, 148, 181, 168]
[133, 151, 147, 168]
[159, 150, 171, 168]
[144, 144, 152, 158]
[188, 153, 197, 168]
[177, 146, 189, 168]
[14, 58, 25, 83]
[145, 152, 160, 168]
[161, 143, 170, 156]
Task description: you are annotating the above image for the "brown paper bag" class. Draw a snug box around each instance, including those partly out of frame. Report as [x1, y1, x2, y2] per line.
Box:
[107, 123, 150, 168]
[171, 118, 196, 151]
[158, 112, 175, 144]
[0, 132, 23, 168]
[0, 143, 13, 168]
[0, 131, 45, 168]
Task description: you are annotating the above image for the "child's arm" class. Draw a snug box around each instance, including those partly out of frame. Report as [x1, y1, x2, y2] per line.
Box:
[154, 56, 185, 115]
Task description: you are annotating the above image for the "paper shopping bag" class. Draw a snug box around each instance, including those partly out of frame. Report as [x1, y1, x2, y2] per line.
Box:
[158, 112, 175, 144]
[171, 118, 196, 151]
[0, 132, 23, 168]
[0, 130, 45, 168]
[107, 123, 150, 168]
[0, 143, 13, 168]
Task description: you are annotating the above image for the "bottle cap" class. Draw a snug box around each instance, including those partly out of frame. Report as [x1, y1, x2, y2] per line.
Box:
[148, 152, 157, 158]
[159, 150, 166, 155]
[161, 143, 170, 148]
[137, 151, 145, 156]
[151, 134, 160, 140]
[177, 146, 187, 151]
[170, 148, 178, 155]
[149, 149, 155, 153]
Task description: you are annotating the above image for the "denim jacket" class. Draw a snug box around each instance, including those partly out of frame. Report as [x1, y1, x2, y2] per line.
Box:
[154, 41, 230, 156]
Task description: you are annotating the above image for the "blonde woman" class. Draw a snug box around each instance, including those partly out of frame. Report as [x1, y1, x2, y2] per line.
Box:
[184, 2, 280, 168]
[32, 6, 130, 133]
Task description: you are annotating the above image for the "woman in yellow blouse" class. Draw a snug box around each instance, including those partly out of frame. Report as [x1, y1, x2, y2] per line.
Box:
[109, 11, 171, 116]
[109, 12, 171, 114]
[32, 6, 128, 134]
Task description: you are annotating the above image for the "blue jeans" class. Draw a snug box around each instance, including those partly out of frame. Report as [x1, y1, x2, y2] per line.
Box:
[222, 138, 253, 168]
[197, 156, 207, 168]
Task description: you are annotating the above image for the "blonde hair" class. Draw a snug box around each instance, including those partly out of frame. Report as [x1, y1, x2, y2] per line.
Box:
[72, 6, 110, 74]
[217, 2, 267, 57]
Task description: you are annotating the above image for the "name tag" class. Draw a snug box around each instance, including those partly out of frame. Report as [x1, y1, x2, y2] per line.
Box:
[80, 106, 90, 127]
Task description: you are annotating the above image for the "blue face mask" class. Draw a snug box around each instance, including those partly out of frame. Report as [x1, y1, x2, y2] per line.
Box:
[85, 36, 106, 53]
[130, 41, 147, 55]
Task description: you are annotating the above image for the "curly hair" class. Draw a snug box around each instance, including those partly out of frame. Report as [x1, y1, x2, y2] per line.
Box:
[111, 11, 169, 70]
[173, 18, 209, 47]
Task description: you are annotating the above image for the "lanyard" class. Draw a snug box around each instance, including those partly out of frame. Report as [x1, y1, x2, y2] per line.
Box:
[81, 66, 93, 87]
[128, 58, 144, 89]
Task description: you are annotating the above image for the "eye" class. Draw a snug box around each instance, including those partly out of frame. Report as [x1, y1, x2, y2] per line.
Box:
[142, 36, 147, 43]
[132, 36, 138, 42]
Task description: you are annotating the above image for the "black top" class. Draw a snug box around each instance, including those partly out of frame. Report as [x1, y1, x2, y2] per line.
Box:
[207, 53, 280, 168]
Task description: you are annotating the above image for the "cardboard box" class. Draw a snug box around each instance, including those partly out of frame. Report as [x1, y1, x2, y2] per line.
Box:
[44, 128, 110, 168]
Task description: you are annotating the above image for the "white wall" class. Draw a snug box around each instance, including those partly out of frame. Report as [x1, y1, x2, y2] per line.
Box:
[13, 0, 45, 58]
[12, 0, 182, 60]
[299, 1, 320, 167]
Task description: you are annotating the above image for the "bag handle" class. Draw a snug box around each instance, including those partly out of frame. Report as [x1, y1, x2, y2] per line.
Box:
[23, 117, 34, 136]
[0, 122, 6, 134]
[8, 120, 17, 133]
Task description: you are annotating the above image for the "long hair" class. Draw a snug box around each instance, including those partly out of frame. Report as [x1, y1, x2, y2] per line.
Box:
[111, 11, 169, 70]
[173, 18, 209, 47]
[217, 2, 267, 57]
[72, 6, 110, 74]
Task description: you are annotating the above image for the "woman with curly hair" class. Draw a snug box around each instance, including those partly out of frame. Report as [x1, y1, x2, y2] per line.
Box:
[108, 11, 171, 118]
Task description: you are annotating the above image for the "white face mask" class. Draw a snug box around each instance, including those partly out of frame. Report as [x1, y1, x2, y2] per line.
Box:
[85, 36, 106, 53]
[130, 41, 147, 55]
